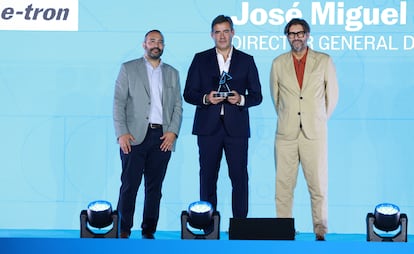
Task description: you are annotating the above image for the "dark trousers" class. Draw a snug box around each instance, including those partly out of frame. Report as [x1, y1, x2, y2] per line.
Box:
[197, 123, 249, 218]
[117, 127, 171, 235]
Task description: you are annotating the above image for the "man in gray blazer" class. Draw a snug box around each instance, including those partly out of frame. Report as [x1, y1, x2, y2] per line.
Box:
[113, 30, 183, 239]
[270, 19, 339, 241]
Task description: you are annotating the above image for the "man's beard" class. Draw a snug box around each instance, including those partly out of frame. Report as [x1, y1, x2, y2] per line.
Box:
[290, 40, 306, 52]
[148, 47, 163, 59]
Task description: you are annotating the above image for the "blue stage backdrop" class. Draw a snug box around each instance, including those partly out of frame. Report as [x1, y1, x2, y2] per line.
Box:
[0, 0, 413, 234]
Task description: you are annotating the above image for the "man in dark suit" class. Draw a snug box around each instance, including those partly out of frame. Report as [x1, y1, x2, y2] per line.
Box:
[113, 30, 183, 239]
[183, 15, 262, 218]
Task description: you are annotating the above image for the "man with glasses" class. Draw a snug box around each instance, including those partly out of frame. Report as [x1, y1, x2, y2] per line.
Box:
[270, 18, 339, 241]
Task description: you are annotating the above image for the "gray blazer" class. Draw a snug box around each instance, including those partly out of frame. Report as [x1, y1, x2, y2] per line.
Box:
[113, 57, 183, 149]
[270, 48, 339, 140]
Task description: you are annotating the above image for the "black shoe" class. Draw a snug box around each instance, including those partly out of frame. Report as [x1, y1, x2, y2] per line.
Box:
[120, 232, 130, 239]
[316, 234, 325, 241]
[142, 233, 155, 239]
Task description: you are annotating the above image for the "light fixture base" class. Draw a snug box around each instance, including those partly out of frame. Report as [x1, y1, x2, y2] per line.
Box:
[80, 210, 120, 238]
[366, 212, 408, 242]
[181, 210, 220, 239]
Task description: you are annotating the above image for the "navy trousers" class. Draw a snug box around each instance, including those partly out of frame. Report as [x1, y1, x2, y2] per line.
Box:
[197, 122, 249, 218]
[117, 127, 171, 235]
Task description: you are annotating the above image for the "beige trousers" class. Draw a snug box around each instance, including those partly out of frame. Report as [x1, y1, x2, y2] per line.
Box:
[275, 131, 328, 235]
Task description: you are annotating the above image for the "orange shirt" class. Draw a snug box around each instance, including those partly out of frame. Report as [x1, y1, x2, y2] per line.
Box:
[293, 48, 308, 89]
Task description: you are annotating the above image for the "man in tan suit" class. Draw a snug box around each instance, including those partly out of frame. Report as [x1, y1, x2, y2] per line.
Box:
[270, 18, 339, 241]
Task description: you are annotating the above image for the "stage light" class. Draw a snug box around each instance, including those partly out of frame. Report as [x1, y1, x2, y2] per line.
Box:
[87, 200, 113, 228]
[80, 200, 120, 238]
[366, 203, 408, 242]
[188, 201, 213, 229]
[181, 201, 220, 239]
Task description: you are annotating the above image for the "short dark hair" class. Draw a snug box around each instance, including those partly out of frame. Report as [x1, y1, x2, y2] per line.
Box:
[211, 15, 234, 32]
[284, 18, 310, 35]
[144, 29, 163, 40]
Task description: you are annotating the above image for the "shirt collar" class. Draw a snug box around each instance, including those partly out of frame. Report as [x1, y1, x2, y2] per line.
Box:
[292, 47, 309, 63]
[215, 46, 233, 61]
[143, 55, 163, 69]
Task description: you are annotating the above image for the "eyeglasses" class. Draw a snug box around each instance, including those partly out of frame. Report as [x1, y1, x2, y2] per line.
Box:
[147, 39, 164, 45]
[287, 31, 306, 39]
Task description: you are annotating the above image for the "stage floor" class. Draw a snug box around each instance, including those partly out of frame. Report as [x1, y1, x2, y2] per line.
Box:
[1, 230, 414, 254]
[0, 229, 374, 240]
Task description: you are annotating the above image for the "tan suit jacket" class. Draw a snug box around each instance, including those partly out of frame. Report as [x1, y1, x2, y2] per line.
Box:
[270, 48, 338, 140]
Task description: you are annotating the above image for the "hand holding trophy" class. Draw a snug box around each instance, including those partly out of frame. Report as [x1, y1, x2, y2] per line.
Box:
[213, 71, 234, 98]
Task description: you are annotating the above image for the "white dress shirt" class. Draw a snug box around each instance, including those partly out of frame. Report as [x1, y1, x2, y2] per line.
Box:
[145, 57, 163, 124]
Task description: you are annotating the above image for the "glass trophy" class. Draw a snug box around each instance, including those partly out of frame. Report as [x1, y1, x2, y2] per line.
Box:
[213, 71, 234, 98]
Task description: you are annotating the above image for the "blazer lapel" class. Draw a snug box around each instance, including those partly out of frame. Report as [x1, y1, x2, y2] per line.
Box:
[209, 48, 220, 75]
[302, 49, 316, 92]
[285, 52, 301, 94]
[161, 64, 172, 107]
[136, 58, 151, 97]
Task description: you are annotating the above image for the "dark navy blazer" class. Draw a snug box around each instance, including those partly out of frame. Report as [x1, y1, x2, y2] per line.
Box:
[184, 47, 262, 138]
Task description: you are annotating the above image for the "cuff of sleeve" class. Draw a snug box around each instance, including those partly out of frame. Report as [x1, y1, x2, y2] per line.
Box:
[203, 94, 211, 105]
[237, 95, 245, 106]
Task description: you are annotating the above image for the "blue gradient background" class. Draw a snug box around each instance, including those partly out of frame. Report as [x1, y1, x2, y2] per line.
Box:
[0, 0, 413, 234]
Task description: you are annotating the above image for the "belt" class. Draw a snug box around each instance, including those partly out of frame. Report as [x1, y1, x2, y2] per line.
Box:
[149, 123, 162, 129]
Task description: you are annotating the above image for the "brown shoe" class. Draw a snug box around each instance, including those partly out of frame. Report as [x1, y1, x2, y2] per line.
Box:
[316, 234, 325, 241]
[120, 232, 130, 239]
